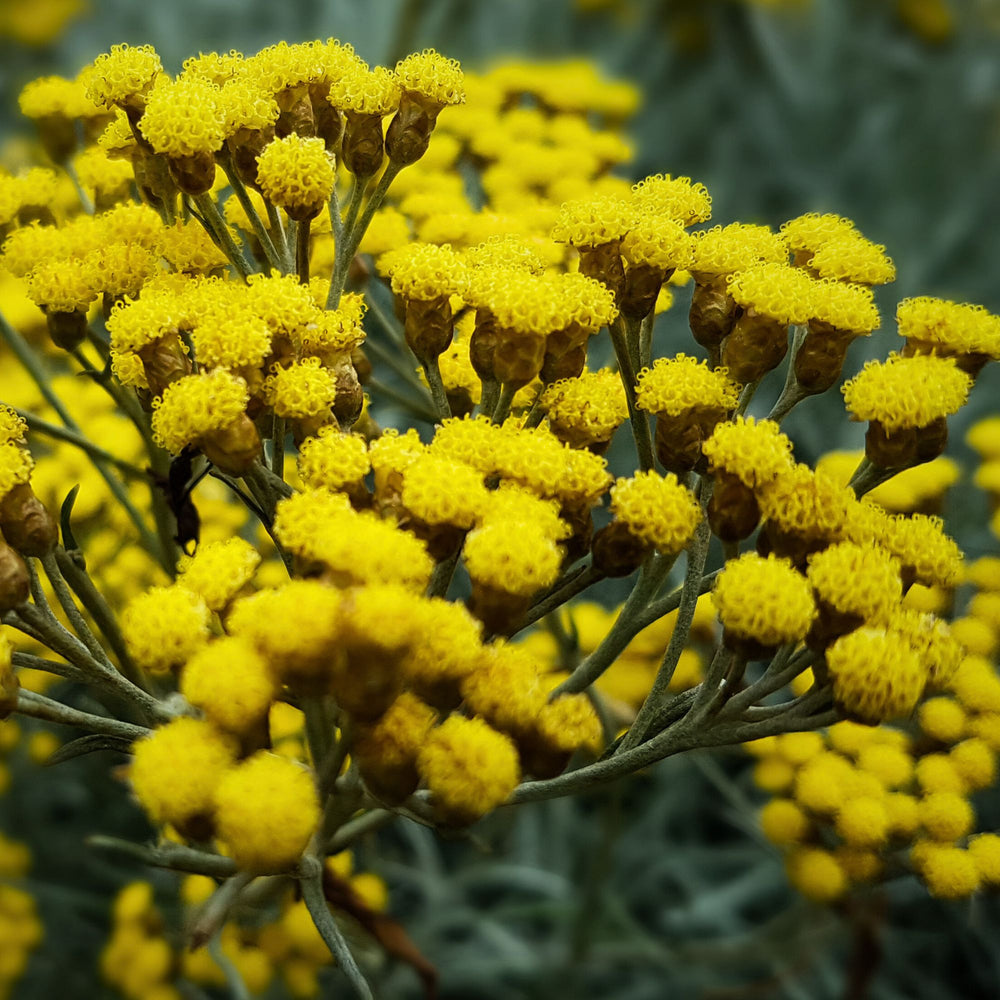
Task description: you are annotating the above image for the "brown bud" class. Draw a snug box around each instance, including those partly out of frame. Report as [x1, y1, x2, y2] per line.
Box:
[707, 471, 760, 543]
[404, 295, 453, 363]
[654, 405, 727, 474]
[579, 241, 625, 301]
[356, 752, 420, 805]
[167, 151, 217, 196]
[756, 521, 827, 572]
[0, 538, 30, 612]
[226, 126, 274, 188]
[331, 359, 364, 427]
[469, 310, 500, 381]
[865, 417, 948, 470]
[620, 263, 665, 321]
[385, 90, 441, 166]
[309, 85, 343, 152]
[331, 645, 402, 722]
[0, 483, 57, 557]
[721, 311, 789, 384]
[493, 329, 546, 389]
[404, 520, 466, 563]
[446, 385, 476, 418]
[45, 309, 87, 351]
[138, 334, 193, 396]
[806, 598, 864, 652]
[342, 110, 385, 178]
[275, 88, 316, 139]
[721, 629, 776, 663]
[689, 277, 737, 353]
[199, 414, 262, 475]
[468, 583, 532, 637]
[540, 344, 587, 385]
[351, 346, 373, 384]
[560, 502, 594, 567]
[591, 521, 650, 578]
[795, 323, 855, 393]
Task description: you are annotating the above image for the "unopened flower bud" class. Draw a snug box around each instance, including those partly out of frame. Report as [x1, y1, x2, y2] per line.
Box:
[200, 414, 262, 475]
[721, 311, 789, 384]
[0, 537, 30, 612]
[403, 294, 453, 364]
[45, 309, 88, 351]
[865, 416, 948, 470]
[689, 277, 737, 354]
[0, 483, 57, 557]
[341, 111, 385, 178]
[708, 470, 760, 543]
[591, 521, 650, 578]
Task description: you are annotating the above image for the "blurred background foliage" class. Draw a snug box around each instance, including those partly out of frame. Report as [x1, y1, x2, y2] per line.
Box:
[2, 1, 1000, 997]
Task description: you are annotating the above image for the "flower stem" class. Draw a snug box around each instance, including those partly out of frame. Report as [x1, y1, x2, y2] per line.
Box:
[609, 318, 654, 472]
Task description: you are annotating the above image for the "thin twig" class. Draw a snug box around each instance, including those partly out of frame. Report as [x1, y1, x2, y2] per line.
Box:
[15, 689, 149, 741]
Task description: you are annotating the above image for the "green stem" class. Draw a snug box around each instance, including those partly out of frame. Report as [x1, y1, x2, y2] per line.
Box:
[38, 553, 113, 670]
[0, 312, 167, 569]
[609, 319, 654, 472]
[421, 356, 452, 421]
[295, 217, 312, 283]
[270, 415, 286, 480]
[512, 562, 604, 635]
[735, 378, 761, 417]
[427, 547, 462, 599]
[266, 201, 290, 272]
[328, 178, 369, 308]
[194, 192, 251, 279]
[618, 505, 712, 752]
[479, 375, 500, 419]
[298, 855, 374, 1000]
[189, 872, 255, 949]
[491, 382, 518, 424]
[848, 456, 896, 498]
[220, 156, 283, 272]
[327, 808, 394, 853]
[638, 311, 655, 370]
[366, 377, 437, 423]
[86, 836, 238, 878]
[766, 325, 810, 423]
[15, 689, 149, 741]
[552, 554, 675, 696]
[207, 933, 252, 1000]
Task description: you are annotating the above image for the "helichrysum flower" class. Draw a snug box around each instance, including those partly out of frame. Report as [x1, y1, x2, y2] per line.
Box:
[609, 471, 701, 555]
[835, 796, 891, 848]
[631, 174, 712, 227]
[913, 843, 980, 899]
[807, 278, 881, 336]
[85, 44, 163, 111]
[255, 133, 335, 220]
[180, 636, 277, 734]
[727, 262, 816, 327]
[919, 791, 974, 841]
[842, 353, 971, 434]
[120, 585, 211, 674]
[781, 212, 857, 258]
[463, 522, 563, 597]
[865, 511, 963, 590]
[214, 752, 320, 871]
[689, 223, 786, 277]
[808, 231, 896, 285]
[394, 49, 466, 108]
[150, 369, 251, 453]
[175, 537, 260, 612]
[713, 553, 817, 651]
[264, 358, 338, 421]
[550, 195, 635, 249]
[826, 626, 926, 723]
[702, 416, 795, 489]
[635, 354, 739, 417]
[417, 714, 520, 824]
[759, 799, 812, 846]
[297, 428, 371, 492]
[539, 369, 628, 449]
[400, 454, 488, 529]
[897, 296, 1000, 366]
[130, 718, 236, 828]
[139, 78, 225, 159]
[785, 847, 846, 902]
[0, 443, 33, 504]
[806, 541, 902, 623]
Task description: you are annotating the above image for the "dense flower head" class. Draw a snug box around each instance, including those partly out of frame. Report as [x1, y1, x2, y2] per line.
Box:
[886, 608, 964, 690]
[189, 306, 272, 370]
[609, 471, 702, 554]
[176, 537, 260, 612]
[25, 257, 99, 313]
[463, 521, 563, 596]
[864, 511, 963, 589]
[384, 241, 466, 301]
[461, 643, 547, 734]
[130, 718, 236, 827]
[808, 278, 881, 334]
[85, 44, 163, 109]
[713, 552, 817, 647]
[781, 212, 857, 255]
[620, 215, 693, 270]
[0, 407, 27, 448]
[19, 74, 100, 119]
[139, 78, 225, 157]
[689, 223, 786, 277]
[255, 134, 336, 219]
[247, 40, 324, 93]
[702, 416, 795, 488]
[826, 626, 926, 723]
[806, 542, 902, 621]
[630, 174, 712, 226]
[635, 354, 740, 416]
[0, 442, 34, 503]
[120, 585, 211, 674]
[540, 369, 628, 446]
[912, 843, 981, 899]
[757, 464, 856, 541]
[842, 353, 971, 433]
[401, 454, 487, 528]
[477, 484, 570, 540]
[180, 636, 277, 733]
[297, 428, 370, 491]
[785, 847, 846, 902]
[550, 195, 635, 248]
[328, 63, 400, 115]
[727, 262, 816, 325]
[151, 370, 250, 453]
[808, 231, 896, 285]
[217, 75, 280, 133]
[417, 715, 520, 823]
[394, 49, 466, 106]
[896, 296, 1000, 357]
[214, 753, 320, 871]
[264, 359, 337, 420]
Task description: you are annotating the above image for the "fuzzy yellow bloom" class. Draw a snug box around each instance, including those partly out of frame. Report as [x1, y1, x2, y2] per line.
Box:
[540, 369, 628, 448]
[120, 585, 211, 674]
[781, 212, 857, 256]
[631, 174, 712, 226]
[702, 416, 795, 488]
[842, 353, 971, 434]
[826, 627, 926, 724]
[550, 195, 635, 248]
[897, 296, 1000, 359]
[914, 843, 980, 899]
[688, 223, 786, 277]
[759, 799, 811, 846]
[808, 231, 896, 285]
[401, 454, 488, 529]
[130, 718, 236, 828]
[256, 134, 336, 221]
[609, 471, 701, 555]
[806, 541, 902, 621]
[835, 796, 891, 848]
[86, 44, 162, 110]
[214, 753, 320, 871]
[150, 370, 251, 454]
[727, 262, 816, 326]
[176, 537, 260, 612]
[297, 429, 370, 492]
[968, 833, 1000, 885]
[264, 359, 338, 421]
[0, 442, 33, 503]
[394, 49, 466, 107]
[785, 848, 846, 902]
[139, 78, 225, 158]
[463, 522, 563, 597]
[713, 553, 817, 649]
[635, 354, 740, 416]
[418, 715, 520, 824]
[919, 791, 974, 842]
[180, 637, 277, 734]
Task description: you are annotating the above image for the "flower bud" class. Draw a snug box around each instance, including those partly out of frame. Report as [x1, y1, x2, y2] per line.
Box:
[200, 414, 262, 475]
[721, 311, 789, 384]
[0, 537, 30, 612]
[689, 277, 737, 353]
[0, 483, 57, 557]
[591, 521, 649, 578]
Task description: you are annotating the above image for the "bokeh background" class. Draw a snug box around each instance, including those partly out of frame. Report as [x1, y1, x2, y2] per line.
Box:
[2, 1, 1000, 997]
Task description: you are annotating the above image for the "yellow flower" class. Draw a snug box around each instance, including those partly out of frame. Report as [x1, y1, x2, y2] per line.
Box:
[120, 585, 211, 674]
[701, 416, 794, 488]
[255, 134, 336, 221]
[609, 471, 702, 555]
[808, 231, 895, 285]
[551, 195, 635, 248]
[540, 369, 628, 448]
[264, 359, 338, 421]
[130, 718, 236, 827]
[418, 715, 520, 824]
[785, 848, 846, 902]
[806, 541, 902, 622]
[759, 799, 811, 846]
[897, 295, 1000, 359]
[635, 354, 739, 417]
[689, 223, 786, 277]
[214, 753, 320, 871]
[85, 44, 162, 110]
[913, 843, 980, 899]
[139, 78, 225, 158]
[394, 49, 465, 107]
[727, 262, 816, 326]
[151, 370, 251, 455]
[176, 537, 260, 612]
[297, 428, 371, 492]
[631, 174, 712, 227]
